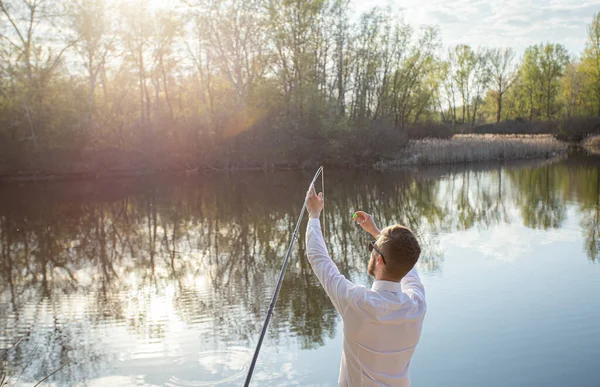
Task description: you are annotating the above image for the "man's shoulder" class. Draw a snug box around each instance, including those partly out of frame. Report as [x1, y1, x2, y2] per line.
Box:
[340, 281, 368, 304]
[360, 288, 425, 312]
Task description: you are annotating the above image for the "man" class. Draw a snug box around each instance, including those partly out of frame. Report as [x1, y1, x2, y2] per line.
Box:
[305, 185, 426, 386]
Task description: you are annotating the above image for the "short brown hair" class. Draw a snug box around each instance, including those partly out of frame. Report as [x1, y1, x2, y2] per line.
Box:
[377, 225, 421, 280]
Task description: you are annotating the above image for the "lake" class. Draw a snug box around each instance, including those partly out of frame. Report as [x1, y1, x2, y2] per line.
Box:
[1, 153, 600, 386]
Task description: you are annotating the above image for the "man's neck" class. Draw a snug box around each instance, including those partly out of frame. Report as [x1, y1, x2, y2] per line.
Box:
[375, 273, 400, 282]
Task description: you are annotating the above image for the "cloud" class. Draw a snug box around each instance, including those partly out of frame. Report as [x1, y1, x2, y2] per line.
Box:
[430, 9, 462, 24]
[440, 222, 580, 262]
[351, 0, 600, 55]
[505, 18, 531, 28]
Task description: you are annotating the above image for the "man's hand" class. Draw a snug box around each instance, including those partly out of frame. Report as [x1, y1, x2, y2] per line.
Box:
[306, 184, 324, 219]
[353, 211, 381, 239]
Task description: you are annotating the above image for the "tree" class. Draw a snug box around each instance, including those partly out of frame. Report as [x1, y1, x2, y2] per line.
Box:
[119, 0, 152, 128]
[149, 11, 181, 122]
[451, 45, 477, 123]
[519, 46, 543, 120]
[70, 0, 113, 124]
[519, 44, 568, 121]
[445, 45, 489, 126]
[488, 47, 517, 123]
[581, 12, 600, 116]
[349, 7, 383, 127]
[330, 0, 352, 115]
[199, 0, 267, 108]
[0, 0, 78, 149]
[561, 62, 586, 117]
[539, 43, 569, 119]
[392, 26, 441, 127]
[470, 48, 491, 125]
[441, 58, 458, 124]
[347, 8, 441, 130]
[267, 0, 327, 102]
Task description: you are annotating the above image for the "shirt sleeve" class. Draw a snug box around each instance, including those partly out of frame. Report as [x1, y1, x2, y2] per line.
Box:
[401, 268, 426, 305]
[305, 218, 362, 314]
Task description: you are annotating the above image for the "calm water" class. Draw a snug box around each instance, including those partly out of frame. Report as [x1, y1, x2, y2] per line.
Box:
[1, 155, 600, 386]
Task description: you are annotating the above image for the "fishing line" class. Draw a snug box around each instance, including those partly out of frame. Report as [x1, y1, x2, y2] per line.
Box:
[243, 166, 324, 387]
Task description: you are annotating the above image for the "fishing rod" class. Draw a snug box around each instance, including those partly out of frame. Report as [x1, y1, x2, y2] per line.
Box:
[243, 166, 324, 387]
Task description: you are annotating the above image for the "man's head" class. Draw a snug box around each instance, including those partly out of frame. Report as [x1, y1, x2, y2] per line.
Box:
[367, 225, 421, 281]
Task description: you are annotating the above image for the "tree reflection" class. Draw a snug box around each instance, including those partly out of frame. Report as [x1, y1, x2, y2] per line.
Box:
[2, 158, 600, 383]
[507, 164, 566, 229]
[505, 157, 600, 262]
[571, 163, 600, 262]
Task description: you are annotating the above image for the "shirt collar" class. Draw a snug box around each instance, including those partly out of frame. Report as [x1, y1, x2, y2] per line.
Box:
[371, 280, 403, 293]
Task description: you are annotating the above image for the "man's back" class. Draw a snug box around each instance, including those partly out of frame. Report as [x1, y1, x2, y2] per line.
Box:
[340, 276, 425, 386]
[306, 218, 426, 386]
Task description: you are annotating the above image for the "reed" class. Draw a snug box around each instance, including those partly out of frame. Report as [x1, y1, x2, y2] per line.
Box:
[583, 134, 600, 148]
[376, 134, 568, 168]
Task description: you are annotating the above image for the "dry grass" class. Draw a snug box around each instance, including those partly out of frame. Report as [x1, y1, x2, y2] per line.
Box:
[376, 134, 568, 168]
[583, 134, 600, 148]
[582, 134, 600, 156]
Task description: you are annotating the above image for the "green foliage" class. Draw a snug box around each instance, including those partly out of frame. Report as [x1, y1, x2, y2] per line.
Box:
[581, 12, 600, 116]
[517, 43, 570, 121]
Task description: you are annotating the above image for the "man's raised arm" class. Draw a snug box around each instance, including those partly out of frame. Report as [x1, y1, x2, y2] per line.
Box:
[401, 268, 426, 305]
[305, 186, 361, 314]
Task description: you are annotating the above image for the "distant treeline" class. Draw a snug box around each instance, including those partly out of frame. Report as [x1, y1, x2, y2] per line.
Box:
[0, 0, 599, 175]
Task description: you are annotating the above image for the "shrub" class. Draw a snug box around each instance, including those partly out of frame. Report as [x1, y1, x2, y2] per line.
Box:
[555, 116, 600, 142]
[333, 118, 408, 167]
[406, 121, 453, 139]
[471, 119, 557, 135]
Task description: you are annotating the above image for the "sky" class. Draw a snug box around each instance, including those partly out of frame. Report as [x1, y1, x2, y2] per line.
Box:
[352, 0, 599, 58]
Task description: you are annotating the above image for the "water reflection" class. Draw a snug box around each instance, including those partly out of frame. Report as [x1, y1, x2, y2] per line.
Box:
[1, 156, 599, 385]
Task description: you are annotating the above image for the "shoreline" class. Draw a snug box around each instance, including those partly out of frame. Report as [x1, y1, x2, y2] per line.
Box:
[0, 134, 583, 183]
[375, 134, 569, 169]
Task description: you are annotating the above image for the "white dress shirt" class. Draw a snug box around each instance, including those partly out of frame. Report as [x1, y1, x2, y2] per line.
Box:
[306, 218, 426, 386]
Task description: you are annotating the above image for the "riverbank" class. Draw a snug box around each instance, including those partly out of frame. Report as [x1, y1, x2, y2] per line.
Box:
[0, 134, 572, 182]
[375, 134, 568, 169]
